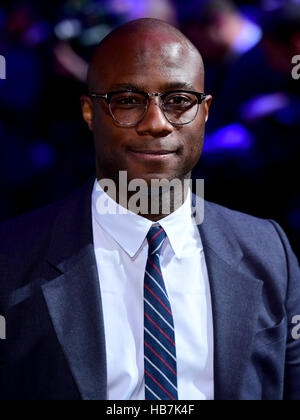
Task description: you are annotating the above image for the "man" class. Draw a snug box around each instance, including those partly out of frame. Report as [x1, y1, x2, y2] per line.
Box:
[0, 18, 299, 400]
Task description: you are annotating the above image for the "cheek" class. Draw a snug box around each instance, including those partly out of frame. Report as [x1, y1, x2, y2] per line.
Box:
[93, 108, 117, 153]
[183, 122, 205, 160]
[92, 112, 117, 169]
[92, 109, 134, 177]
[191, 108, 206, 154]
[93, 106, 109, 139]
[175, 121, 206, 176]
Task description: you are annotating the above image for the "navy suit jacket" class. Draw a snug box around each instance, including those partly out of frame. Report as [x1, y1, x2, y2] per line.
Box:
[0, 179, 299, 400]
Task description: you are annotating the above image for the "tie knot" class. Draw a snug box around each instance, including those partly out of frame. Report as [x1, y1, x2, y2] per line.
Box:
[147, 225, 167, 256]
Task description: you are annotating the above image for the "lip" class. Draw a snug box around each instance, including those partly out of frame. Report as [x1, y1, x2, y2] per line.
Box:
[128, 149, 177, 161]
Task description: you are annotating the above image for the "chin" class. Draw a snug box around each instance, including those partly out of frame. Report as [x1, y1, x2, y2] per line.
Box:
[138, 173, 183, 184]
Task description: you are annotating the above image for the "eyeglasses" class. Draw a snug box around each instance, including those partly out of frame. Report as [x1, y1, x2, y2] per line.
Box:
[89, 89, 208, 127]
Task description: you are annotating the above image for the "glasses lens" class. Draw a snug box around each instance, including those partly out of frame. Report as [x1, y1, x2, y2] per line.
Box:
[110, 92, 147, 125]
[162, 92, 199, 125]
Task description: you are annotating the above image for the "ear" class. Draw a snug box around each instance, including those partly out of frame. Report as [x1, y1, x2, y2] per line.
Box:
[204, 95, 213, 123]
[80, 95, 94, 131]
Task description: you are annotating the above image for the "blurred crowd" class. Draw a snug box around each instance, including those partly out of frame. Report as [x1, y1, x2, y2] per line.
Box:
[0, 0, 299, 258]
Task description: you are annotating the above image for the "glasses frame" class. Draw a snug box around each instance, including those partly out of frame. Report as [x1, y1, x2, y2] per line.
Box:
[89, 89, 208, 127]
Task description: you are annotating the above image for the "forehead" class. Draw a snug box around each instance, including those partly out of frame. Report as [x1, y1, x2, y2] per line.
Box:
[92, 33, 203, 91]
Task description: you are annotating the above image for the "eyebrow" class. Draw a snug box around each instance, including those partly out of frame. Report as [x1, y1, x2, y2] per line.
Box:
[163, 82, 195, 90]
[109, 81, 195, 92]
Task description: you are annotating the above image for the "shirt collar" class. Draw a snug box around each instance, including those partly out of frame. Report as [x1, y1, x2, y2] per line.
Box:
[92, 179, 195, 259]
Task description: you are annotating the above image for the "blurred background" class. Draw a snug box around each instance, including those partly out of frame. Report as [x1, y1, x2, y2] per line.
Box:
[0, 0, 299, 259]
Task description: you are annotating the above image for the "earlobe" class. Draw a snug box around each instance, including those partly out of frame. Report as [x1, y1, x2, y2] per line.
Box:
[80, 95, 94, 131]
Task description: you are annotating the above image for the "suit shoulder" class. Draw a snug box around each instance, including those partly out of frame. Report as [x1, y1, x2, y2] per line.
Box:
[205, 200, 268, 226]
[0, 199, 64, 255]
[202, 201, 297, 294]
[204, 200, 283, 249]
[0, 200, 66, 298]
[0, 180, 92, 248]
[0, 180, 93, 297]
[0, 179, 93, 255]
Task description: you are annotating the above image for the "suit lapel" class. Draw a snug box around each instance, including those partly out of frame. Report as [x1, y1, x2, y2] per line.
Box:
[42, 179, 107, 400]
[195, 196, 263, 400]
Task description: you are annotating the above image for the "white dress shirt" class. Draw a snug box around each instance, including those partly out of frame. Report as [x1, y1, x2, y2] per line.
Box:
[91, 179, 214, 400]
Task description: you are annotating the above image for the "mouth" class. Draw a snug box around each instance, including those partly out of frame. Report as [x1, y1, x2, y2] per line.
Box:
[128, 149, 178, 161]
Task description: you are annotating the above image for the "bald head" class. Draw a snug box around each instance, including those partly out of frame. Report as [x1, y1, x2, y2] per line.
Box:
[87, 18, 205, 92]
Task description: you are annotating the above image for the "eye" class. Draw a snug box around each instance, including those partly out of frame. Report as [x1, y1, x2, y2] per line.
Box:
[165, 95, 193, 106]
[119, 97, 139, 105]
[113, 94, 144, 107]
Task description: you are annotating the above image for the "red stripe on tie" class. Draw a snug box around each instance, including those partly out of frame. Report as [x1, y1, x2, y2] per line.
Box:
[145, 369, 176, 400]
[144, 312, 175, 346]
[149, 228, 164, 244]
[144, 284, 172, 316]
[144, 341, 177, 376]
[147, 257, 163, 279]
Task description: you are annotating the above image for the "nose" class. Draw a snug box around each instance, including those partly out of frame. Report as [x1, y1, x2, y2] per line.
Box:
[136, 97, 174, 137]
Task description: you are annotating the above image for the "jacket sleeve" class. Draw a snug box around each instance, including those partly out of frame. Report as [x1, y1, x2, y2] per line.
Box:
[269, 220, 300, 400]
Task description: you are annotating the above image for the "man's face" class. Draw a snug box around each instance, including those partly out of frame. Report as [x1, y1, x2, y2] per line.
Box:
[81, 32, 212, 185]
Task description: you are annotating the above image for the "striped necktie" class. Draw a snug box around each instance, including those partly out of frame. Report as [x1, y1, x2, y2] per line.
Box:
[144, 225, 178, 400]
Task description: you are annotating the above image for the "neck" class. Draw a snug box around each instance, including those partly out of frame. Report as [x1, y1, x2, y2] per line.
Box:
[135, 184, 190, 222]
[97, 172, 191, 221]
